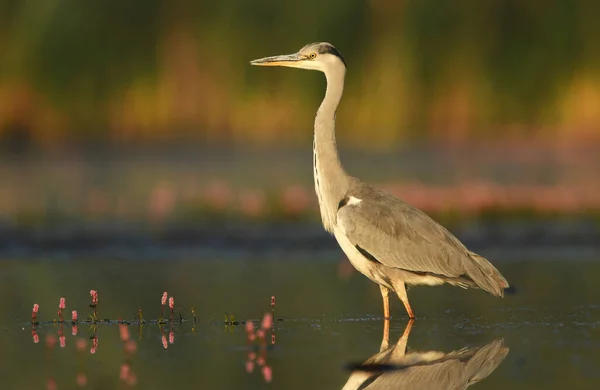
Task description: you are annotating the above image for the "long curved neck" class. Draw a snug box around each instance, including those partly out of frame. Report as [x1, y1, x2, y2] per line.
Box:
[313, 66, 349, 233]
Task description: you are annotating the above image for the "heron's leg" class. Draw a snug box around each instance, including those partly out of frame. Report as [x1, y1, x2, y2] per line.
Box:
[394, 281, 415, 319]
[379, 285, 391, 351]
[380, 318, 390, 351]
[387, 318, 415, 361]
[396, 319, 414, 354]
[379, 285, 391, 320]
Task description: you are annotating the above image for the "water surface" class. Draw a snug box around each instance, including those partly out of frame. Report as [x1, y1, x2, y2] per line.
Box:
[1, 256, 599, 389]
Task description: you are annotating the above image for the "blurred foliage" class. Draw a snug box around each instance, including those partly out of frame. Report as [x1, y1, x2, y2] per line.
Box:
[1, 0, 600, 149]
[0, 146, 598, 224]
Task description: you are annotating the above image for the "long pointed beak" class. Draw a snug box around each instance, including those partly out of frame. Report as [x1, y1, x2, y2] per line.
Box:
[250, 53, 304, 67]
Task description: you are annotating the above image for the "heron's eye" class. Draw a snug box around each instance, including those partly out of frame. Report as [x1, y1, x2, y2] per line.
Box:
[308, 53, 317, 59]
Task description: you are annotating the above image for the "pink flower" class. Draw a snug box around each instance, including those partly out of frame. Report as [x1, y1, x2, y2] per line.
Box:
[72, 310, 78, 322]
[32, 303, 39, 323]
[59, 335, 66, 348]
[161, 334, 168, 349]
[59, 297, 66, 310]
[271, 296, 275, 307]
[72, 325, 78, 336]
[90, 290, 98, 305]
[33, 333, 39, 344]
[169, 331, 174, 344]
[246, 360, 254, 373]
[168, 296, 174, 309]
[161, 292, 168, 306]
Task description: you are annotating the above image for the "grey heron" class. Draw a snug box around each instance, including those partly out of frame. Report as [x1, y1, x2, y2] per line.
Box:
[342, 320, 509, 389]
[250, 42, 509, 319]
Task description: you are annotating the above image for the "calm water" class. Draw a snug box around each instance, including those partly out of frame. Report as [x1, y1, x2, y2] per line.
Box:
[1, 256, 599, 389]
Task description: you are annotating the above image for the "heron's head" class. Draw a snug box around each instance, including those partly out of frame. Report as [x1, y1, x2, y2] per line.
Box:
[250, 42, 346, 73]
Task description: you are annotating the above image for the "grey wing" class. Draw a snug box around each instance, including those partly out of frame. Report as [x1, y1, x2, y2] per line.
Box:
[337, 190, 470, 278]
[371, 340, 509, 389]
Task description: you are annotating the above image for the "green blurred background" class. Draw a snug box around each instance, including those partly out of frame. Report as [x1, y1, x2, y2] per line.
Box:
[2, 0, 600, 147]
[1, 0, 599, 228]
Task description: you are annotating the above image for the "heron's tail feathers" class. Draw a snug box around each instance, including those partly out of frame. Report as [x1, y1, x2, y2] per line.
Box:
[464, 251, 509, 298]
[462, 339, 510, 386]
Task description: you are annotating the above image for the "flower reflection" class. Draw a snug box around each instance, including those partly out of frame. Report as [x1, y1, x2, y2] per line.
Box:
[27, 291, 278, 386]
[245, 312, 276, 383]
[119, 323, 138, 386]
[90, 334, 98, 354]
[46, 378, 57, 390]
[161, 334, 168, 349]
[76, 372, 87, 387]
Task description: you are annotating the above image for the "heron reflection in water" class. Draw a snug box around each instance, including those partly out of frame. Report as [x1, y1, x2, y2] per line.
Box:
[342, 320, 509, 390]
